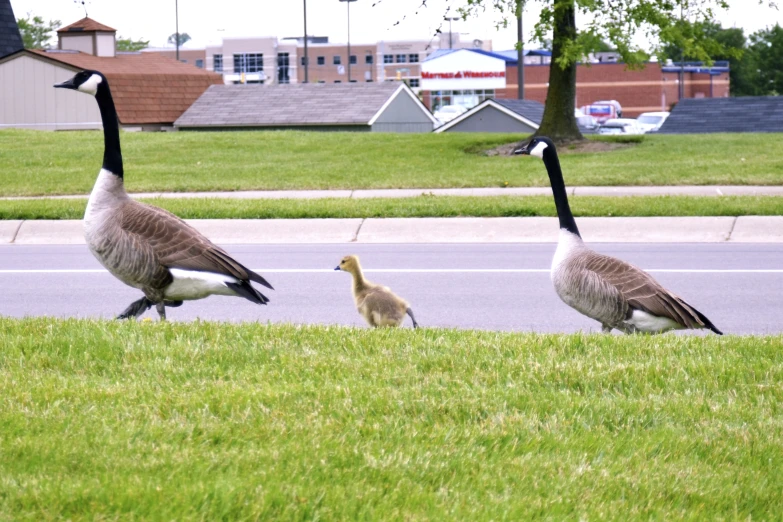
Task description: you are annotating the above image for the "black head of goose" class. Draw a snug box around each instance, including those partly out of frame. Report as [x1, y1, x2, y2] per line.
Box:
[335, 255, 419, 328]
[514, 136, 722, 335]
[54, 70, 273, 320]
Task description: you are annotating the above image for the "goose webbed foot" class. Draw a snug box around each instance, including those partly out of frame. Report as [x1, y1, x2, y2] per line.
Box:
[156, 302, 167, 321]
[117, 297, 153, 320]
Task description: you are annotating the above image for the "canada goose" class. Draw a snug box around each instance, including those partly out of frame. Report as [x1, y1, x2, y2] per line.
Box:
[335, 255, 419, 328]
[54, 70, 272, 320]
[515, 136, 722, 335]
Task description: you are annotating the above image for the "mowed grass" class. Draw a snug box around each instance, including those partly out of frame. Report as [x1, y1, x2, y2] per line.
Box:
[0, 318, 781, 520]
[1, 129, 782, 196]
[1, 194, 782, 220]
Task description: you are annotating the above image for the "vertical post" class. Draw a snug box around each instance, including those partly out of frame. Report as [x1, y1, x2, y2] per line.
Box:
[347, 0, 351, 82]
[303, 0, 309, 83]
[517, 2, 524, 99]
[175, 0, 179, 61]
[449, 19, 453, 49]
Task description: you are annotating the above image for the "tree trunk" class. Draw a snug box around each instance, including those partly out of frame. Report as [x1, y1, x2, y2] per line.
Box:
[535, 0, 584, 143]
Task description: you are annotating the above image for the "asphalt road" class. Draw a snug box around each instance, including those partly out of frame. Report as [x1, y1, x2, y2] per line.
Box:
[1, 243, 781, 335]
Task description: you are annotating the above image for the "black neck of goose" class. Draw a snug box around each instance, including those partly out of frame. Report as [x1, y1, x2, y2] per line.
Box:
[542, 146, 580, 237]
[95, 84, 123, 179]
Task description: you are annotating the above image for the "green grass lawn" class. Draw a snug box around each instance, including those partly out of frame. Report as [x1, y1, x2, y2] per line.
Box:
[0, 318, 781, 520]
[1, 130, 782, 197]
[1, 194, 781, 220]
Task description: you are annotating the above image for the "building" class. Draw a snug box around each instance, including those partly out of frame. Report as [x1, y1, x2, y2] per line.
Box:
[658, 96, 783, 134]
[434, 98, 543, 133]
[0, 17, 222, 130]
[175, 82, 437, 132]
[419, 48, 730, 117]
[0, 0, 23, 59]
[142, 48, 206, 69]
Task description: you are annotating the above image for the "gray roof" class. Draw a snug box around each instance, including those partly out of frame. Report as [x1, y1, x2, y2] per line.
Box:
[658, 96, 783, 134]
[0, 0, 23, 58]
[176, 82, 414, 128]
[492, 98, 546, 124]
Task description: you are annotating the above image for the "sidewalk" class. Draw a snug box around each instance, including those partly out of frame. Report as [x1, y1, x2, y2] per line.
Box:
[4, 216, 783, 244]
[4, 185, 783, 201]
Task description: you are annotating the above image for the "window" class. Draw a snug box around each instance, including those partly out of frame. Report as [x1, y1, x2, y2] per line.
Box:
[317, 56, 325, 65]
[365, 54, 373, 64]
[195, 59, 203, 68]
[334, 80, 341, 83]
[409, 78, 420, 88]
[333, 55, 341, 65]
[349, 55, 357, 65]
[300, 56, 307, 66]
[213, 54, 223, 72]
[277, 52, 290, 84]
[233, 53, 263, 73]
[395, 54, 406, 63]
[383, 54, 393, 64]
[408, 53, 419, 63]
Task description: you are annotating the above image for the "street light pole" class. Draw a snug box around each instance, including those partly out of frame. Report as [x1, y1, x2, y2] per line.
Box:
[339, 0, 357, 82]
[175, 0, 179, 61]
[303, 0, 309, 83]
[446, 16, 459, 49]
[517, 2, 524, 99]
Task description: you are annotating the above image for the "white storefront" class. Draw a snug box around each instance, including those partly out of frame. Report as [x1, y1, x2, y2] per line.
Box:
[420, 49, 509, 111]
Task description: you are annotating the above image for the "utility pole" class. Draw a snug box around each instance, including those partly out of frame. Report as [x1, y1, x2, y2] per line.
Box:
[303, 0, 309, 82]
[517, 2, 524, 99]
[339, 0, 357, 82]
[446, 16, 459, 49]
[175, 0, 179, 61]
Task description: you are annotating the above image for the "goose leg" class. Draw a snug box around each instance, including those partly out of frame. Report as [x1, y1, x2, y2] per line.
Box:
[116, 297, 153, 320]
[406, 307, 419, 329]
[601, 324, 612, 333]
[156, 302, 167, 321]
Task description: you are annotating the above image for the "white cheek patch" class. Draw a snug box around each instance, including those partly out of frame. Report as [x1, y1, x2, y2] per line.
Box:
[530, 141, 549, 159]
[78, 74, 103, 95]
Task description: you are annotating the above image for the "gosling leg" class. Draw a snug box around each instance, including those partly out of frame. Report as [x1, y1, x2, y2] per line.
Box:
[116, 296, 153, 320]
[406, 307, 419, 329]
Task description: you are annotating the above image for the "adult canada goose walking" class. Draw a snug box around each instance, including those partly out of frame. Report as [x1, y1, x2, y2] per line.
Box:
[335, 255, 419, 328]
[54, 70, 272, 320]
[515, 136, 721, 335]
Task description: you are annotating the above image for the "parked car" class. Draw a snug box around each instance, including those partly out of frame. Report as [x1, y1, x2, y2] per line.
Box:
[636, 111, 670, 133]
[579, 103, 617, 123]
[575, 108, 599, 130]
[597, 118, 645, 135]
[433, 104, 468, 125]
[593, 99, 623, 118]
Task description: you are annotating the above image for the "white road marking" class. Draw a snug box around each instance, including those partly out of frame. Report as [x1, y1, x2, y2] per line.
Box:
[0, 268, 782, 274]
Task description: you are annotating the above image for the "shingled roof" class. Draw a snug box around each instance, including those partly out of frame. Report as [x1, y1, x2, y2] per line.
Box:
[658, 96, 783, 134]
[175, 82, 427, 128]
[0, 0, 23, 59]
[23, 49, 223, 124]
[58, 17, 116, 33]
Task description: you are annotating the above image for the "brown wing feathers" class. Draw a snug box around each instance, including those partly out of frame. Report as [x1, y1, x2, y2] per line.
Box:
[583, 252, 721, 333]
[119, 202, 273, 290]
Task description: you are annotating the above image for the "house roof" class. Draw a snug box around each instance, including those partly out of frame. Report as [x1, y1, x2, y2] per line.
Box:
[0, 0, 23, 58]
[175, 82, 435, 128]
[434, 98, 544, 133]
[658, 96, 783, 134]
[17, 49, 223, 124]
[58, 17, 116, 33]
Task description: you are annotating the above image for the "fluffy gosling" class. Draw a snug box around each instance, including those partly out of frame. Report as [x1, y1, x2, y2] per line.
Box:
[334, 255, 419, 328]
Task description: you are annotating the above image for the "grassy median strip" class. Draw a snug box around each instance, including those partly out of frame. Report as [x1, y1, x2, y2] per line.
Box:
[0, 318, 781, 520]
[1, 194, 782, 220]
[1, 130, 782, 196]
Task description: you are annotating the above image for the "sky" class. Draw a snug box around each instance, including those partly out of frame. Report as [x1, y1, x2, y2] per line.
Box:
[9, 0, 783, 52]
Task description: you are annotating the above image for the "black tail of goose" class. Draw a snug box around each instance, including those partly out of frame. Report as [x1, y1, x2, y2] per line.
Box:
[515, 136, 722, 335]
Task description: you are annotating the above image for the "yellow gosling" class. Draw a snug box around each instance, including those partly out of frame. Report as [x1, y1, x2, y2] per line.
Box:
[334, 255, 419, 328]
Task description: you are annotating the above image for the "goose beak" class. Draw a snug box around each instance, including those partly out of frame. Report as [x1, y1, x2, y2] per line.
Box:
[513, 144, 530, 155]
[334, 266, 341, 271]
[54, 76, 77, 90]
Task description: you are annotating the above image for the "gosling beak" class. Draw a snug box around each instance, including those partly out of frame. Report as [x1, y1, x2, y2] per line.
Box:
[54, 76, 77, 90]
[513, 143, 530, 155]
[334, 266, 341, 271]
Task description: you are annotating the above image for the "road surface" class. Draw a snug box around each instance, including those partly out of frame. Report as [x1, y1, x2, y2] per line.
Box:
[0, 243, 780, 335]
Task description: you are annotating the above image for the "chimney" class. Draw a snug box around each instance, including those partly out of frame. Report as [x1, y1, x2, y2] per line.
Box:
[57, 17, 116, 57]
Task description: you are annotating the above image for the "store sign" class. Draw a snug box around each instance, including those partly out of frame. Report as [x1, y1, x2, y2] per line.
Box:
[422, 71, 505, 80]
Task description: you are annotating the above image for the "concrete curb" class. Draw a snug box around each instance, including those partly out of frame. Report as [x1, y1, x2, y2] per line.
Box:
[5, 216, 783, 244]
[3, 185, 783, 201]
